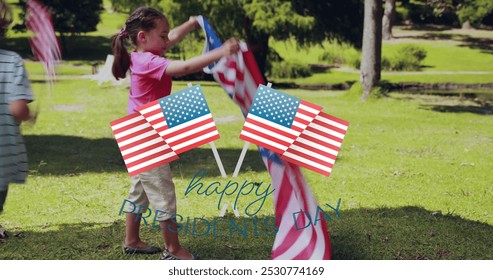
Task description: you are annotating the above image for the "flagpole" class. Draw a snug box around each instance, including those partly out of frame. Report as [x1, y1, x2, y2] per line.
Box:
[209, 141, 227, 178]
[186, 83, 226, 178]
[232, 141, 249, 178]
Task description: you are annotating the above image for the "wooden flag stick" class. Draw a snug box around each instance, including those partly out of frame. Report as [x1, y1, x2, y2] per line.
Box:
[232, 141, 250, 178]
[210, 141, 227, 178]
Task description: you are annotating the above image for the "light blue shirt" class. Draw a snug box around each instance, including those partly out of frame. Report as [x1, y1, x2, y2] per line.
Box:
[0, 49, 34, 189]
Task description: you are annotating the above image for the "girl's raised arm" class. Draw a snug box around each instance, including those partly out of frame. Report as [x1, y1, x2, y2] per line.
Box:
[165, 38, 239, 77]
[167, 16, 200, 48]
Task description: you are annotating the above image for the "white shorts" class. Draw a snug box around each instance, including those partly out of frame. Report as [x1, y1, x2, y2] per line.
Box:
[124, 164, 176, 221]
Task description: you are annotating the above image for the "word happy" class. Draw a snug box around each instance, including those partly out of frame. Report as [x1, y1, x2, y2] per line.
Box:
[184, 169, 275, 216]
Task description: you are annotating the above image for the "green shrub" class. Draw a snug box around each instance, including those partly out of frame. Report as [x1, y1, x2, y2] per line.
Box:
[318, 41, 361, 69]
[346, 55, 361, 70]
[269, 60, 312, 79]
[319, 51, 345, 65]
[383, 44, 427, 71]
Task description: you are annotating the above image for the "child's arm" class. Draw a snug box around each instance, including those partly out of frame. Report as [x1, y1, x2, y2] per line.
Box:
[167, 16, 199, 49]
[9, 100, 32, 122]
[165, 38, 239, 77]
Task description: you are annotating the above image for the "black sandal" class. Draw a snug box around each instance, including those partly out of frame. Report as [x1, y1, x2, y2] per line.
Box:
[0, 225, 9, 241]
[123, 244, 161, 254]
[160, 249, 198, 260]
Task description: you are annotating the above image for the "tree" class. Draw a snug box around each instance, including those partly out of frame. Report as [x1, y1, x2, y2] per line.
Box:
[15, 0, 104, 48]
[110, 0, 160, 13]
[360, 0, 383, 100]
[457, 0, 493, 28]
[382, 0, 396, 40]
[153, 0, 364, 78]
[414, 0, 493, 28]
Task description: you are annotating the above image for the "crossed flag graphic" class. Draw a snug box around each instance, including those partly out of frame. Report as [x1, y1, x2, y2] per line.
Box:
[110, 84, 348, 177]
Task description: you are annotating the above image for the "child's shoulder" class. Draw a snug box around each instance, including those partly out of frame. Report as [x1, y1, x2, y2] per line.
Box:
[0, 49, 23, 62]
[131, 51, 168, 61]
[131, 51, 170, 68]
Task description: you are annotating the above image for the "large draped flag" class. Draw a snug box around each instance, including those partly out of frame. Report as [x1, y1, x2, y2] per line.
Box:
[197, 16, 332, 259]
[26, 0, 61, 79]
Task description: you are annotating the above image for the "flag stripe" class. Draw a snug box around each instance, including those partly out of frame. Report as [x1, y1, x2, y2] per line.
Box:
[126, 147, 177, 169]
[281, 153, 332, 176]
[240, 130, 287, 155]
[281, 111, 348, 176]
[110, 113, 178, 176]
[168, 125, 219, 150]
[242, 117, 298, 143]
[173, 131, 220, 154]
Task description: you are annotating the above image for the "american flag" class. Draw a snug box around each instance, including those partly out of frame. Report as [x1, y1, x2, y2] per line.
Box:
[282, 112, 349, 176]
[110, 113, 178, 176]
[25, 0, 61, 78]
[137, 85, 220, 155]
[198, 16, 332, 259]
[240, 86, 322, 155]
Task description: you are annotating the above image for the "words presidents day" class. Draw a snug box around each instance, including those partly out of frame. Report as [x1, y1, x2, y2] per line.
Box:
[119, 169, 341, 233]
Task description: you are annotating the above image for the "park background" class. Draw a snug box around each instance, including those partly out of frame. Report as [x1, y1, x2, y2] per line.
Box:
[0, 0, 492, 259]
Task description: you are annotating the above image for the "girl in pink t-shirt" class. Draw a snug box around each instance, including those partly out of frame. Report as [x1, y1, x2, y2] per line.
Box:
[111, 7, 239, 260]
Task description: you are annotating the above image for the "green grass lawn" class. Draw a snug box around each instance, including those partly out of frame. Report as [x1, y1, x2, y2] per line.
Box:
[0, 2, 492, 260]
[272, 27, 493, 85]
[0, 78, 491, 260]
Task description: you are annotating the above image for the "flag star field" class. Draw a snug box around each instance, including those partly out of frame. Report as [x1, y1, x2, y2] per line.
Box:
[249, 86, 300, 128]
[160, 86, 210, 128]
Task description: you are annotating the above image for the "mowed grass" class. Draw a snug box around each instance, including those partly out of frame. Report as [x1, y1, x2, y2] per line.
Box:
[272, 27, 493, 85]
[0, 2, 492, 260]
[0, 76, 491, 259]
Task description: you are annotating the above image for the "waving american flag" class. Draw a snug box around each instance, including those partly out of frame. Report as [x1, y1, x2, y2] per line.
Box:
[26, 0, 61, 79]
[198, 16, 332, 259]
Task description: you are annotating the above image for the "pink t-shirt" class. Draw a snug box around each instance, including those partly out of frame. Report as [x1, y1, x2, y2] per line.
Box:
[127, 52, 172, 114]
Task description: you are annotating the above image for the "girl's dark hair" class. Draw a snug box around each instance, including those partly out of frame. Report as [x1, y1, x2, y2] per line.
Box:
[0, 0, 12, 39]
[112, 7, 166, 79]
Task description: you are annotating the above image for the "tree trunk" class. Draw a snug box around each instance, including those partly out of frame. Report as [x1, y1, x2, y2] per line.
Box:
[382, 0, 396, 40]
[360, 0, 383, 100]
[462, 20, 472, 29]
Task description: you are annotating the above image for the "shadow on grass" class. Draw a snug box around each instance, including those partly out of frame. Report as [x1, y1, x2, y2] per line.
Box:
[460, 36, 493, 55]
[0, 35, 112, 62]
[401, 25, 454, 32]
[24, 135, 266, 177]
[419, 104, 493, 115]
[394, 31, 493, 55]
[1, 206, 491, 260]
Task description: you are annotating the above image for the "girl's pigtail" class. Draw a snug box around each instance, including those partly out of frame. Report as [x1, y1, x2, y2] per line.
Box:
[112, 28, 130, 80]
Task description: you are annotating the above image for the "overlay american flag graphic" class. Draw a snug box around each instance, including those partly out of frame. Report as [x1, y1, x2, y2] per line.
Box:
[240, 85, 322, 155]
[198, 16, 333, 259]
[110, 113, 178, 176]
[137, 85, 220, 155]
[26, 0, 61, 78]
[282, 112, 349, 176]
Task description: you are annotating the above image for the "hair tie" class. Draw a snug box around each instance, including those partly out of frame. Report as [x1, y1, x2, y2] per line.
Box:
[118, 27, 128, 39]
